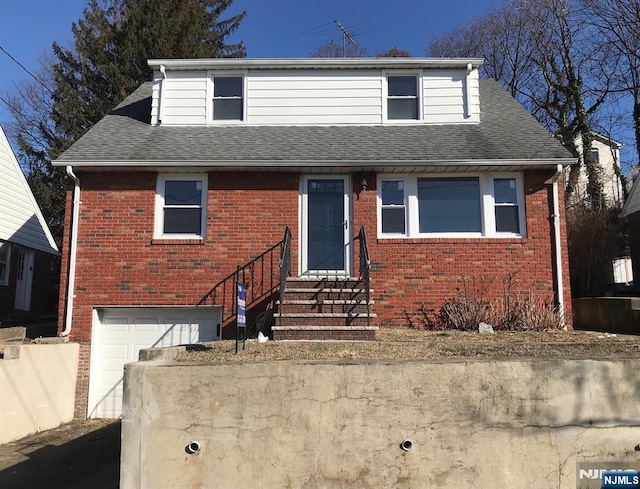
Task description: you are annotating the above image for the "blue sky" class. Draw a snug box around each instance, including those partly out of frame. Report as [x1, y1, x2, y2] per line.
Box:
[0, 0, 502, 118]
[0, 0, 635, 168]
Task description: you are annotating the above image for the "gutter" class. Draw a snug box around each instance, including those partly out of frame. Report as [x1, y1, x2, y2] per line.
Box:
[158, 64, 167, 124]
[551, 164, 566, 327]
[51, 158, 578, 168]
[148, 57, 486, 71]
[465, 63, 473, 119]
[60, 166, 80, 337]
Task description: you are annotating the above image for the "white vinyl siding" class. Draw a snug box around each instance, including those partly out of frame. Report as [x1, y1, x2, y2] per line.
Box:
[151, 68, 481, 126]
[152, 71, 208, 125]
[0, 127, 58, 255]
[246, 72, 383, 124]
[423, 70, 480, 123]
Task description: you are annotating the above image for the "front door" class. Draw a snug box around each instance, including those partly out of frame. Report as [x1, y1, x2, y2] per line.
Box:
[301, 176, 351, 276]
[14, 249, 34, 311]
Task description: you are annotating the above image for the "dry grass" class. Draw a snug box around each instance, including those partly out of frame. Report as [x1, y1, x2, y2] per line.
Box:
[176, 329, 640, 363]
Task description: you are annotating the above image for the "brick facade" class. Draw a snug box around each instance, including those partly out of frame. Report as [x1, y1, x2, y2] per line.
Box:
[58, 169, 572, 417]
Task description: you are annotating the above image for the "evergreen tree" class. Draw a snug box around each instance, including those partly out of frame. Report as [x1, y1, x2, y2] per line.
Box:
[51, 0, 246, 154]
[3, 0, 246, 246]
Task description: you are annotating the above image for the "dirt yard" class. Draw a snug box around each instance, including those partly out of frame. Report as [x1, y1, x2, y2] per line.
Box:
[177, 329, 640, 362]
[0, 419, 121, 489]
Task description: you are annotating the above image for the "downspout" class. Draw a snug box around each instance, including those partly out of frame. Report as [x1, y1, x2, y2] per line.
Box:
[60, 166, 80, 337]
[551, 164, 566, 327]
[465, 63, 473, 119]
[158, 64, 167, 124]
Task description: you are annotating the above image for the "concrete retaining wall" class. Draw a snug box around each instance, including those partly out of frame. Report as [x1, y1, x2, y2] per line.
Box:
[0, 342, 79, 444]
[121, 357, 640, 489]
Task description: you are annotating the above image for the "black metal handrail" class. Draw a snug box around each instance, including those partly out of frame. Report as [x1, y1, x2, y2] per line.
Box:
[200, 227, 290, 329]
[278, 227, 292, 325]
[356, 225, 371, 327]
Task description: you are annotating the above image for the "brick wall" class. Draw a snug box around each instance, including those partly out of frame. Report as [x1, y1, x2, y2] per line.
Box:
[354, 169, 572, 328]
[59, 169, 572, 417]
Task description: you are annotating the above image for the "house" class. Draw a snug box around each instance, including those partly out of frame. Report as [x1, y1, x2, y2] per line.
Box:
[620, 175, 640, 284]
[53, 58, 575, 418]
[0, 126, 59, 325]
[568, 133, 624, 206]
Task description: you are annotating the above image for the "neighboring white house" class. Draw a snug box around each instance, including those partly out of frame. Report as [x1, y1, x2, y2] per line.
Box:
[568, 133, 624, 206]
[0, 126, 59, 323]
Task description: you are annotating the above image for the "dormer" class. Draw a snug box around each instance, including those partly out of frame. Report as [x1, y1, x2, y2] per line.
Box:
[148, 58, 483, 126]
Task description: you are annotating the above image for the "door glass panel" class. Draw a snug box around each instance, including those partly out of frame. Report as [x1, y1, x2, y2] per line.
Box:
[307, 179, 345, 271]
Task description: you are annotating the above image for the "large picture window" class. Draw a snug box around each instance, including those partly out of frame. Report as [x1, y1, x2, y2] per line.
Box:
[418, 178, 481, 233]
[378, 174, 525, 238]
[155, 174, 207, 239]
[0, 241, 9, 285]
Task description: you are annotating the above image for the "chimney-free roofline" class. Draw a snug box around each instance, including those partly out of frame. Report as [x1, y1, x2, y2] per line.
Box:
[147, 57, 485, 71]
[53, 158, 576, 168]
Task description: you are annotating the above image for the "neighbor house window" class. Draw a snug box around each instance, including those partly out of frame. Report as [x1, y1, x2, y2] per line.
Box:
[387, 75, 419, 120]
[381, 180, 406, 234]
[155, 174, 207, 239]
[378, 174, 525, 238]
[0, 242, 9, 285]
[213, 76, 243, 121]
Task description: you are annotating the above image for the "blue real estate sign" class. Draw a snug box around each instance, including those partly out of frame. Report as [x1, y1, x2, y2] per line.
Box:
[237, 282, 246, 327]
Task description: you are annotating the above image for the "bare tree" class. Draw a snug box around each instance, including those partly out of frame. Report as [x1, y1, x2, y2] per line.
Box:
[428, 0, 608, 208]
[581, 0, 640, 166]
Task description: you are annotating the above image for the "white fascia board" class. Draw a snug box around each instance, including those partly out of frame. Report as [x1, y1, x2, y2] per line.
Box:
[52, 158, 576, 169]
[148, 58, 485, 71]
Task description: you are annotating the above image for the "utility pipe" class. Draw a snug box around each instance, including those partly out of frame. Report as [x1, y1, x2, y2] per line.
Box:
[551, 164, 565, 327]
[60, 166, 80, 337]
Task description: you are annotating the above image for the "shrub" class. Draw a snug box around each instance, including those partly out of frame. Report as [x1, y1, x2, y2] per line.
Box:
[409, 274, 564, 331]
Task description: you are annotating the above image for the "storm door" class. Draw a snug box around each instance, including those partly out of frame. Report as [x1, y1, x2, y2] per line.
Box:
[301, 176, 351, 276]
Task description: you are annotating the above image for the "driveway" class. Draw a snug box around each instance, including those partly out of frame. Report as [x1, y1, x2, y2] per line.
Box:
[0, 419, 121, 489]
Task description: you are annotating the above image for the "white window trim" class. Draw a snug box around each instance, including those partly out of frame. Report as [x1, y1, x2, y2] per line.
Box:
[379, 179, 408, 237]
[383, 71, 424, 122]
[154, 173, 208, 240]
[0, 241, 10, 286]
[206, 71, 247, 124]
[377, 173, 526, 239]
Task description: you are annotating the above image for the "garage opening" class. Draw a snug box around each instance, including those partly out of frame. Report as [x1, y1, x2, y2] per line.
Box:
[88, 306, 221, 418]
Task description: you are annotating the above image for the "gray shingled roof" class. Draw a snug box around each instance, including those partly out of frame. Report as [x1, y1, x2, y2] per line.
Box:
[55, 78, 573, 166]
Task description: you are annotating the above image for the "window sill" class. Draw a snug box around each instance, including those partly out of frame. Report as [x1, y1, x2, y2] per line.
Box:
[377, 236, 527, 244]
[151, 238, 205, 246]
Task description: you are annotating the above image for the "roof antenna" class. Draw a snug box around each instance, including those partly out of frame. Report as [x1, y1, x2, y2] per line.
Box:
[334, 20, 356, 58]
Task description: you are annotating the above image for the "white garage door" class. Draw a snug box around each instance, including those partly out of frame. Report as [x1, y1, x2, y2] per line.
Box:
[89, 307, 220, 419]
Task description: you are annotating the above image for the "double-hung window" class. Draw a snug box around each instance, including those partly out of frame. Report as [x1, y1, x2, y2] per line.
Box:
[493, 178, 520, 233]
[155, 174, 207, 239]
[378, 174, 525, 238]
[0, 241, 9, 285]
[380, 180, 406, 234]
[213, 76, 243, 121]
[387, 75, 419, 120]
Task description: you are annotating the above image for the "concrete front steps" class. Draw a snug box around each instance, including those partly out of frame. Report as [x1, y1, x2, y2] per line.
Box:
[272, 278, 377, 341]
